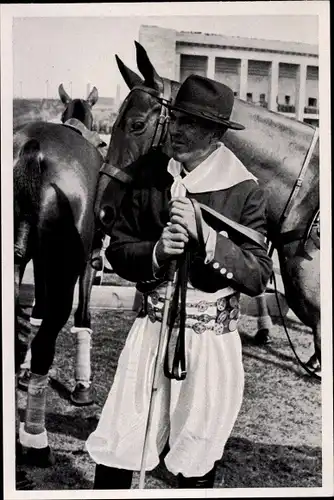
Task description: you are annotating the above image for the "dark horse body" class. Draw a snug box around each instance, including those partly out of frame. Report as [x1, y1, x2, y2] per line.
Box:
[97, 42, 320, 373]
[14, 84, 103, 465]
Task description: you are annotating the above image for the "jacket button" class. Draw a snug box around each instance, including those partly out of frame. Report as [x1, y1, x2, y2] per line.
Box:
[220, 268, 226, 274]
[213, 262, 219, 269]
[226, 272, 233, 279]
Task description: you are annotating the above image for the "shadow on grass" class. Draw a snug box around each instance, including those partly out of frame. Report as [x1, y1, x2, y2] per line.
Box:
[149, 436, 321, 489]
[239, 332, 320, 385]
[17, 452, 92, 490]
[45, 413, 98, 441]
[49, 377, 73, 403]
[273, 316, 313, 334]
[221, 436, 322, 488]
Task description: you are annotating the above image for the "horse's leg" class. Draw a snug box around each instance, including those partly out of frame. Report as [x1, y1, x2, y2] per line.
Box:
[14, 221, 33, 380]
[20, 261, 78, 467]
[19, 218, 81, 467]
[253, 291, 273, 345]
[70, 228, 104, 405]
[70, 260, 97, 406]
[278, 241, 321, 371]
[30, 254, 45, 326]
[18, 236, 44, 389]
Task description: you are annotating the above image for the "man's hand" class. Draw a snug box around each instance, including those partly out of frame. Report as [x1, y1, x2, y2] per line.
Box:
[169, 197, 210, 242]
[155, 222, 189, 265]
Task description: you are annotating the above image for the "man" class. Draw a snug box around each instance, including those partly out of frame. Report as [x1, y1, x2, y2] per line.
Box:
[86, 75, 273, 489]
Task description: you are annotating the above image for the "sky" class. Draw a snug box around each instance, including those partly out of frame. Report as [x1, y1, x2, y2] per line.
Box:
[11, 10, 319, 100]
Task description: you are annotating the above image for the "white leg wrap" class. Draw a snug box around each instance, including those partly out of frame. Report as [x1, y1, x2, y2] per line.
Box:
[20, 348, 32, 370]
[19, 422, 48, 449]
[24, 373, 49, 436]
[71, 327, 92, 387]
[30, 317, 42, 327]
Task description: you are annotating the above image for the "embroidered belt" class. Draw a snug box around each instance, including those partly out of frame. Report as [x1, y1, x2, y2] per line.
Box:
[140, 286, 240, 336]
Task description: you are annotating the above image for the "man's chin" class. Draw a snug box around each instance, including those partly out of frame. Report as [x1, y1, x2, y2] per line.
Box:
[171, 149, 189, 163]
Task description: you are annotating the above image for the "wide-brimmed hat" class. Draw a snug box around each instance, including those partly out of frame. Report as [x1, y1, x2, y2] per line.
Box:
[168, 75, 245, 130]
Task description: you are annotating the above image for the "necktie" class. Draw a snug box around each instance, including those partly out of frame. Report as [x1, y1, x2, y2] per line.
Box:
[171, 169, 187, 197]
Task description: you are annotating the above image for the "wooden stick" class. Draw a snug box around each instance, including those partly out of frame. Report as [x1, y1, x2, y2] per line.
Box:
[138, 260, 177, 489]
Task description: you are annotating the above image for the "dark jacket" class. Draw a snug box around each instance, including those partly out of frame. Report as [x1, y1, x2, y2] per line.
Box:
[105, 158, 273, 297]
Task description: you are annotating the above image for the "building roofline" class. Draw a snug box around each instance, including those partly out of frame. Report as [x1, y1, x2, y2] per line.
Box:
[177, 30, 318, 56]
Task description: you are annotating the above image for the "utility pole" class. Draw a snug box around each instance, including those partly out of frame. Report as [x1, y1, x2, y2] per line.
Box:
[86, 82, 91, 97]
[115, 83, 121, 111]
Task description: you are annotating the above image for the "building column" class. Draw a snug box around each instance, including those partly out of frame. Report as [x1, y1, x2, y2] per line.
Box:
[174, 53, 181, 82]
[268, 61, 279, 112]
[239, 59, 248, 100]
[296, 63, 307, 122]
[207, 55, 216, 79]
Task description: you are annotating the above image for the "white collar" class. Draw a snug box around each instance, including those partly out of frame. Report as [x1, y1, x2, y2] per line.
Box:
[167, 142, 257, 193]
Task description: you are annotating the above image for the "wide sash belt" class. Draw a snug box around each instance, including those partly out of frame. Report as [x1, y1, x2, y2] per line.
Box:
[140, 283, 240, 381]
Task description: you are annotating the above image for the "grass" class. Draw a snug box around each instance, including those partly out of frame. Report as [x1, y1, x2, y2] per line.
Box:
[16, 306, 321, 490]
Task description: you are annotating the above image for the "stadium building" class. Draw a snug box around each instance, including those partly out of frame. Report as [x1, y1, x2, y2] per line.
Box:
[139, 25, 319, 126]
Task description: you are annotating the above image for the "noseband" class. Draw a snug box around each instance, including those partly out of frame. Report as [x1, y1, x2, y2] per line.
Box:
[99, 81, 172, 184]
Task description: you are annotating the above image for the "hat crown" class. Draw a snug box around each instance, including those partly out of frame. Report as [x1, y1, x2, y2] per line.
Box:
[170, 75, 244, 130]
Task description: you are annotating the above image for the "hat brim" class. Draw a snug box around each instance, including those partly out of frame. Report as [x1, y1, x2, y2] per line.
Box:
[167, 103, 245, 131]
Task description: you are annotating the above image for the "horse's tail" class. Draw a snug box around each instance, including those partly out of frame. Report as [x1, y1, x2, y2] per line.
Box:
[14, 139, 44, 221]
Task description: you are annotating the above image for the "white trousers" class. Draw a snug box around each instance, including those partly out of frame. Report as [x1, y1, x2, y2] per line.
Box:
[86, 297, 244, 478]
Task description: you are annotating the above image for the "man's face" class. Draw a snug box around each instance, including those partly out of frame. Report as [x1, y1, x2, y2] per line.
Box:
[169, 110, 216, 165]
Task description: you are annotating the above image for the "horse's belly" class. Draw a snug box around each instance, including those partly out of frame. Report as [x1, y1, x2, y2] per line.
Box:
[282, 248, 320, 326]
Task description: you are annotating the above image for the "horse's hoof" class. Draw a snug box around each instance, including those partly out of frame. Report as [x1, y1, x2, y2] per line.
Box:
[16, 470, 35, 490]
[305, 355, 321, 378]
[24, 445, 55, 468]
[254, 329, 272, 346]
[305, 354, 320, 370]
[17, 369, 31, 391]
[70, 383, 95, 406]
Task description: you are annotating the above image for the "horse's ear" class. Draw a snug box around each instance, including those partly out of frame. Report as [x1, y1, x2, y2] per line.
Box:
[87, 86, 99, 107]
[58, 84, 71, 105]
[135, 41, 164, 93]
[115, 54, 144, 90]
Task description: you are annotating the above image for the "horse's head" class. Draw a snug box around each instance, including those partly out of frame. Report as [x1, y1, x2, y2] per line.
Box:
[105, 42, 180, 173]
[59, 84, 99, 130]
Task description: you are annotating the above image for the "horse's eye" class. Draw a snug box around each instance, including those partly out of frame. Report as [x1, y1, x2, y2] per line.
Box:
[131, 121, 145, 132]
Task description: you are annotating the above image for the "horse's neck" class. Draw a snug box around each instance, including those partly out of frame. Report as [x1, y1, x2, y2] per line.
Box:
[223, 99, 319, 233]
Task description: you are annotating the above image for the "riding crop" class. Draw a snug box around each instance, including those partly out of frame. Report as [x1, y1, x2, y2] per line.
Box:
[138, 259, 177, 489]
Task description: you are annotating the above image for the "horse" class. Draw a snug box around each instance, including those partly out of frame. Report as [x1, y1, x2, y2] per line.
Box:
[96, 41, 320, 376]
[14, 83, 105, 466]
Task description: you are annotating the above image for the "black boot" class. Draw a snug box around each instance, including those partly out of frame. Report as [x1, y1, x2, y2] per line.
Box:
[177, 465, 217, 488]
[93, 464, 133, 489]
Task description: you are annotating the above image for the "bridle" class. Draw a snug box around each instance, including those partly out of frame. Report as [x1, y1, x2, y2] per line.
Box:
[99, 80, 172, 184]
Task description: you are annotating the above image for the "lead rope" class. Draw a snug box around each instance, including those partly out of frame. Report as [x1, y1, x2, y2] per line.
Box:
[272, 271, 321, 381]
